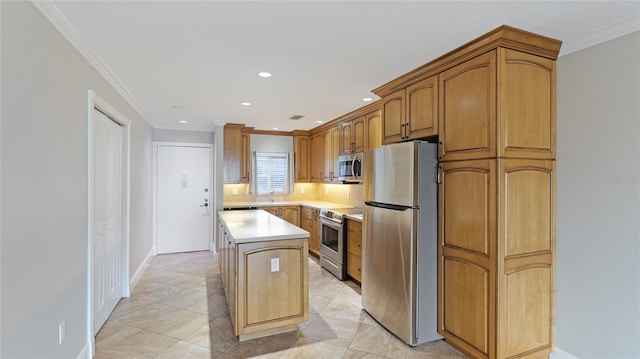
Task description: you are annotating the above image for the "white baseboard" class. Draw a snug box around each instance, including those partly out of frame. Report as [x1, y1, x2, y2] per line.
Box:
[129, 249, 154, 291]
[551, 348, 580, 359]
[76, 341, 91, 359]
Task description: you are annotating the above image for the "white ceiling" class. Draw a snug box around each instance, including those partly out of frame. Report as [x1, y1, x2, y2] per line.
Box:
[47, 1, 640, 132]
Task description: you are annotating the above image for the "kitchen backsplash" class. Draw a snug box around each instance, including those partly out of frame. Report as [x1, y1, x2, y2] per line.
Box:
[223, 183, 364, 208]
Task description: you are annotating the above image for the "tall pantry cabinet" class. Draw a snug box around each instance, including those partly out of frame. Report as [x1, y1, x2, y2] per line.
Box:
[373, 26, 561, 359]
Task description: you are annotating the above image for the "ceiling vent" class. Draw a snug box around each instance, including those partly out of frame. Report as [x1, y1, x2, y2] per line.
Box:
[289, 115, 304, 120]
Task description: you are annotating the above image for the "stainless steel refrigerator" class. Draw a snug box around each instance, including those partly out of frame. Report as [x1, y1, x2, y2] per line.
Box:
[362, 140, 442, 346]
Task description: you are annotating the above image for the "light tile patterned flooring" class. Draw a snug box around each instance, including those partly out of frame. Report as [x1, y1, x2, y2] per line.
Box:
[95, 251, 467, 359]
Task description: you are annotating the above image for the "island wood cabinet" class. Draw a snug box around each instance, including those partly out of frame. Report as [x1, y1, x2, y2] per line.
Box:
[300, 207, 320, 256]
[218, 215, 309, 341]
[293, 132, 311, 182]
[263, 206, 300, 226]
[381, 75, 438, 145]
[345, 219, 363, 283]
[438, 49, 556, 162]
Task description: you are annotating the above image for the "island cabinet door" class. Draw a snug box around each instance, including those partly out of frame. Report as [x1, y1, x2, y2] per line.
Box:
[236, 238, 309, 337]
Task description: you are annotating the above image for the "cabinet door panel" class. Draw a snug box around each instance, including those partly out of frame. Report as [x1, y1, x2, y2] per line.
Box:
[294, 136, 310, 182]
[281, 207, 300, 226]
[240, 133, 251, 183]
[441, 161, 495, 256]
[244, 247, 304, 325]
[406, 75, 438, 139]
[502, 160, 554, 257]
[323, 130, 333, 182]
[499, 49, 555, 159]
[347, 252, 362, 282]
[503, 266, 552, 357]
[223, 124, 243, 183]
[365, 110, 382, 149]
[341, 122, 353, 155]
[440, 51, 496, 160]
[381, 89, 405, 144]
[443, 258, 489, 354]
[352, 116, 366, 152]
[331, 126, 341, 182]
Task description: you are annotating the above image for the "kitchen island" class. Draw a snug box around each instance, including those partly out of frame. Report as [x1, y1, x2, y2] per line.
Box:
[218, 210, 310, 341]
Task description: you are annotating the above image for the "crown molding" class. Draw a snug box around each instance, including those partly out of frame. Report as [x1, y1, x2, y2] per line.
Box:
[31, 0, 157, 127]
[560, 14, 640, 56]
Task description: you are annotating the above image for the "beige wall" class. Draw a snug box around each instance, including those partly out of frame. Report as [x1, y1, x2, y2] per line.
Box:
[1, 2, 153, 358]
[556, 30, 640, 358]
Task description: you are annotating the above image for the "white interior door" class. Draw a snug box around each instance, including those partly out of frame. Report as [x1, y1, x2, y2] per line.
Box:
[93, 109, 124, 335]
[156, 145, 211, 254]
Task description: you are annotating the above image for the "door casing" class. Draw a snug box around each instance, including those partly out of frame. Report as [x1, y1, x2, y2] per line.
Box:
[87, 90, 131, 356]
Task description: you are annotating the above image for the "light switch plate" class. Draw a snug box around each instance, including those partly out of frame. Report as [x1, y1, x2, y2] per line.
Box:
[232, 188, 239, 195]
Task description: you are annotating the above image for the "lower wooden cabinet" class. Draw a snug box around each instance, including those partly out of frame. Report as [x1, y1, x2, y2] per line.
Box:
[301, 207, 320, 256]
[346, 219, 363, 283]
[263, 206, 300, 226]
[438, 158, 555, 359]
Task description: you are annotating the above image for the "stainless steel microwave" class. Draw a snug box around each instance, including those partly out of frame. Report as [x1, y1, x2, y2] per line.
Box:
[338, 153, 363, 182]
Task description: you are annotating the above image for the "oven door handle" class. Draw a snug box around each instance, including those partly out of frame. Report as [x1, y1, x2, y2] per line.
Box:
[320, 217, 342, 229]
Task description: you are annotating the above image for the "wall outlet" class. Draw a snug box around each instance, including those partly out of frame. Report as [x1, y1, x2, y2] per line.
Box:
[270, 258, 280, 272]
[300, 187, 305, 194]
[58, 321, 66, 344]
[325, 187, 329, 195]
[347, 191, 351, 199]
[232, 188, 239, 196]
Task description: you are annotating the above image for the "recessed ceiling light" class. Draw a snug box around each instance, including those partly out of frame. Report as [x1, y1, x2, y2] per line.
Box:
[258, 72, 272, 78]
[272, 127, 279, 130]
[241, 102, 251, 106]
[179, 120, 188, 124]
[316, 120, 324, 124]
[363, 97, 373, 102]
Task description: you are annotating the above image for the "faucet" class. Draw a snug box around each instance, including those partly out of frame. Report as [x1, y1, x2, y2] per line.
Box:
[270, 191, 275, 203]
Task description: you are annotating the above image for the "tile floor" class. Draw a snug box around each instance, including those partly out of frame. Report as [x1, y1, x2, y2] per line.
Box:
[95, 251, 467, 359]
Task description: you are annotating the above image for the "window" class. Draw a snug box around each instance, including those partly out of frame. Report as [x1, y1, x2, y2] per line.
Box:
[254, 152, 291, 194]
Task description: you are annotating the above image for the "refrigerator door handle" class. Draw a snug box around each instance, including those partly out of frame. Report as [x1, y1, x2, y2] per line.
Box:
[364, 201, 412, 211]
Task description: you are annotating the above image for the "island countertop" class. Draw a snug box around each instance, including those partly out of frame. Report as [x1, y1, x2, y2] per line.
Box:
[219, 209, 309, 243]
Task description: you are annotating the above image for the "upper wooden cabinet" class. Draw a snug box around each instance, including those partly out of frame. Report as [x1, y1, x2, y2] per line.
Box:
[365, 109, 382, 149]
[381, 75, 438, 145]
[439, 51, 497, 161]
[439, 49, 556, 161]
[239, 132, 251, 183]
[381, 89, 405, 144]
[223, 123, 245, 183]
[310, 132, 324, 182]
[293, 132, 311, 183]
[330, 126, 341, 182]
[340, 116, 366, 155]
[406, 75, 438, 139]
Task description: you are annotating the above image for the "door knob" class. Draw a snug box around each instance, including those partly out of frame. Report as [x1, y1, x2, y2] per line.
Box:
[200, 203, 209, 207]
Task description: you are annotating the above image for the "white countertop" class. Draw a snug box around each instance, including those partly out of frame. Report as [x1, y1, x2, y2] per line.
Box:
[223, 200, 354, 210]
[219, 210, 310, 244]
[345, 214, 363, 222]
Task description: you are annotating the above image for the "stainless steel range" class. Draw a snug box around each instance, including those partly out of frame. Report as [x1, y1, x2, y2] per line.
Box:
[319, 207, 361, 280]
